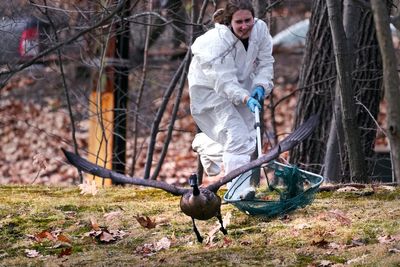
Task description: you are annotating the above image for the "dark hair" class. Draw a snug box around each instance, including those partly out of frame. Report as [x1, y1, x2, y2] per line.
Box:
[213, 0, 255, 25]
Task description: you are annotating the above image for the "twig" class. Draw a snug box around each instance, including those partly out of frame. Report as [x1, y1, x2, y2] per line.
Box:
[143, 55, 186, 179]
[36, 0, 84, 184]
[131, 0, 152, 177]
[150, 52, 191, 180]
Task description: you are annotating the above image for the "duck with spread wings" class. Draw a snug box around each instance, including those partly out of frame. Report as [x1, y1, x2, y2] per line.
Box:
[62, 115, 318, 243]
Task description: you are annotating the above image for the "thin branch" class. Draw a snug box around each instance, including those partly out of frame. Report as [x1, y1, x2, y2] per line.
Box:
[131, 0, 152, 177]
[143, 55, 186, 179]
[150, 52, 191, 180]
[35, 0, 84, 183]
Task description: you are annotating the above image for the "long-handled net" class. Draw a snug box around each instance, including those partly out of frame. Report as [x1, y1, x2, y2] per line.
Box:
[223, 161, 323, 217]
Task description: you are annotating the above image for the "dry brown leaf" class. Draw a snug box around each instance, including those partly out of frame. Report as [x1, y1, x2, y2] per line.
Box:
[57, 234, 72, 244]
[90, 217, 101, 231]
[135, 243, 155, 257]
[108, 229, 128, 239]
[58, 247, 72, 258]
[35, 230, 56, 242]
[99, 231, 115, 242]
[135, 215, 156, 229]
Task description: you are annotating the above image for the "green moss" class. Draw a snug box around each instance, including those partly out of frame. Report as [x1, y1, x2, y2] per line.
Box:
[0, 185, 400, 266]
[323, 254, 347, 264]
[55, 204, 83, 212]
[295, 253, 314, 265]
[315, 191, 334, 199]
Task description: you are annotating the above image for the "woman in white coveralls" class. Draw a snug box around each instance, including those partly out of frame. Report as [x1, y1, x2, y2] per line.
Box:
[188, 0, 274, 200]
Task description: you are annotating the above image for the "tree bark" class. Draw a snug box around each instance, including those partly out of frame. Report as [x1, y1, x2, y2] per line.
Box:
[292, 0, 383, 183]
[371, 0, 400, 183]
[290, 1, 336, 173]
[327, 0, 367, 182]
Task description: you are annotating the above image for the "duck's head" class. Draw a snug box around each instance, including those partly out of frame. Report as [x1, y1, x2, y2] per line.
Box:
[188, 173, 200, 195]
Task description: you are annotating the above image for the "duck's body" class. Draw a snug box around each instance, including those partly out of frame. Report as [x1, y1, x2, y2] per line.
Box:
[180, 187, 221, 220]
[62, 115, 319, 243]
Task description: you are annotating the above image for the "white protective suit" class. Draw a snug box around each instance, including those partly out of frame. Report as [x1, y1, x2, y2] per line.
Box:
[188, 19, 274, 192]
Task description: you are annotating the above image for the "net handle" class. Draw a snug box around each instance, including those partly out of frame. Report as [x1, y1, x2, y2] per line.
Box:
[254, 106, 262, 158]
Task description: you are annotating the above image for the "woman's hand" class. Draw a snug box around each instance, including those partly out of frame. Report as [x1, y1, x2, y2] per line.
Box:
[251, 86, 265, 102]
[246, 97, 261, 113]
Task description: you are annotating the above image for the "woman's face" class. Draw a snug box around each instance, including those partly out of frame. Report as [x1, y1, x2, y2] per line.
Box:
[230, 9, 254, 40]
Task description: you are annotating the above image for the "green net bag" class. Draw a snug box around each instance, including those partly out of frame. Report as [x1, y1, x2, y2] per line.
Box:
[223, 161, 324, 217]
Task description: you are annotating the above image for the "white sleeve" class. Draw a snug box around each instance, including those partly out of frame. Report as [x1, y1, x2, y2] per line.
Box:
[200, 43, 249, 105]
[252, 22, 275, 95]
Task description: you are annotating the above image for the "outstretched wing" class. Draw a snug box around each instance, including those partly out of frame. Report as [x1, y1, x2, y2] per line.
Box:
[207, 114, 319, 192]
[62, 148, 189, 196]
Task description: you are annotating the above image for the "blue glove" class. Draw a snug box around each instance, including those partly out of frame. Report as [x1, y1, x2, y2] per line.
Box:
[251, 86, 265, 102]
[246, 97, 262, 113]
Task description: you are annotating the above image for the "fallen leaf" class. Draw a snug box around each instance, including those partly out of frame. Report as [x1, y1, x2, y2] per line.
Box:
[319, 260, 333, 266]
[155, 237, 171, 251]
[58, 247, 72, 258]
[90, 217, 101, 231]
[57, 234, 72, 244]
[135, 243, 156, 257]
[99, 231, 115, 242]
[78, 180, 98, 196]
[378, 235, 395, 244]
[108, 229, 128, 239]
[389, 248, 400, 253]
[135, 215, 156, 229]
[34, 230, 56, 242]
[25, 249, 41, 258]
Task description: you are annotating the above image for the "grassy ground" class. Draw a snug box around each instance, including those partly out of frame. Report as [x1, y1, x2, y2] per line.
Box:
[0, 185, 399, 266]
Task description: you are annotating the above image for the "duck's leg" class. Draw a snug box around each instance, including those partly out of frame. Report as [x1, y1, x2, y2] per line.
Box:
[216, 212, 228, 235]
[191, 217, 203, 243]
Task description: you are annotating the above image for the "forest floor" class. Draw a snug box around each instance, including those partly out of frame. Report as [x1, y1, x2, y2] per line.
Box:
[0, 185, 400, 266]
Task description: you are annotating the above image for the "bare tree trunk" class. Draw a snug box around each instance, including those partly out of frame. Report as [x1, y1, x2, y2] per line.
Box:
[293, 0, 382, 183]
[323, 82, 345, 182]
[290, 1, 336, 173]
[326, 0, 367, 182]
[352, 7, 383, 177]
[371, 0, 400, 183]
